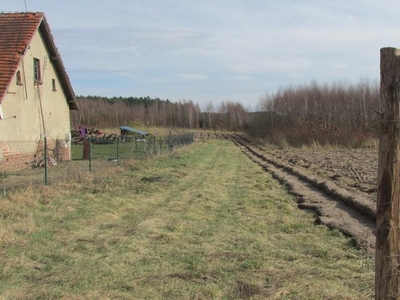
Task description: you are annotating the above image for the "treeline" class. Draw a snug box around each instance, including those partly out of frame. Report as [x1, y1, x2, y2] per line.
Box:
[248, 79, 380, 147]
[70, 96, 249, 131]
[71, 79, 380, 147]
[71, 96, 200, 128]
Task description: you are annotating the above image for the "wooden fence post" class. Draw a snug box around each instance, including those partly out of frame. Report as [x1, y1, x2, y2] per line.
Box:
[376, 47, 400, 299]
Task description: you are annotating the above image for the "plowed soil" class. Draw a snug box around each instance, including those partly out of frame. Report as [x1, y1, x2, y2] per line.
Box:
[229, 134, 377, 253]
[266, 147, 377, 201]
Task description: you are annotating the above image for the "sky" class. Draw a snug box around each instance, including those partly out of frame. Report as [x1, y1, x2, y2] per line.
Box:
[2, 0, 400, 110]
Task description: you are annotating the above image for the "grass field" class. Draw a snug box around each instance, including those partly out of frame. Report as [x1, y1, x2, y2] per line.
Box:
[0, 139, 374, 299]
[70, 133, 194, 161]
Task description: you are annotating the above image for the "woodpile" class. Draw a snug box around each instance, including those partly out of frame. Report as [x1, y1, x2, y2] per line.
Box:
[71, 126, 118, 145]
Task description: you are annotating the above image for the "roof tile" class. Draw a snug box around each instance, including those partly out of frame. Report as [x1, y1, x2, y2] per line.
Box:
[0, 12, 42, 100]
[0, 12, 77, 110]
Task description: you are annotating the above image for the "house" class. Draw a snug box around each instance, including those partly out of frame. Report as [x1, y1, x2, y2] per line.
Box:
[0, 12, 78, 171]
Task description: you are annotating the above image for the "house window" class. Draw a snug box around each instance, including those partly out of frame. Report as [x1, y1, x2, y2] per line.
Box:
[33, 58, 41, 84]
[16, 71, 22, 85]
[52, 79, 57, 91]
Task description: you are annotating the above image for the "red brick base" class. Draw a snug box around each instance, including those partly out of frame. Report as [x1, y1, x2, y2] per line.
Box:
[0, 153, 36, 171]
[0, 140, 71, 172]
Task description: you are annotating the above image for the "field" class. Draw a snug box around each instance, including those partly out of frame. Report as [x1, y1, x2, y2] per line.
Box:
[229, 134, 377, 252]
[0, 138, 374, 299]
[263, 147, 377, 203]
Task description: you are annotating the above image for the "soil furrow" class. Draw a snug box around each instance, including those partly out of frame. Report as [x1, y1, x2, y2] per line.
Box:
[229, 134, 376, 253]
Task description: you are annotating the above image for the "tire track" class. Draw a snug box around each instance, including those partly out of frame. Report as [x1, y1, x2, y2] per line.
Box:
[227, 133, 376, 253]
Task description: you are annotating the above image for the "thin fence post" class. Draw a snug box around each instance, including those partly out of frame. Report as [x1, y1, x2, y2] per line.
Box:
[135, 138, 138, 158]
[117, 137, 120, 165]
[376, 47, 400, 299]
[89, 136, 92, 172]
[44, 136, 48, 186]
[154, 136, 156, 156]
[168, 136, 171, 152]
[150, 137, 152, 158]
[55, 139, 60, 162]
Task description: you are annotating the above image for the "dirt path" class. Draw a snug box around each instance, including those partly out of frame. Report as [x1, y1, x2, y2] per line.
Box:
[228, 134, 376, 253]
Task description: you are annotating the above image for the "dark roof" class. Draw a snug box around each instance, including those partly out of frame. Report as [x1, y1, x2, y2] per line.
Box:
[0, 12, 77, 110]
[120, 126, 149, 135]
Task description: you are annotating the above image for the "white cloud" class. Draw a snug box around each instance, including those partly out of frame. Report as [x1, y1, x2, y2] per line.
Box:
[225, 75, 254, 81]
[2, 0, 400, 109]
[176, 73, 209, 81]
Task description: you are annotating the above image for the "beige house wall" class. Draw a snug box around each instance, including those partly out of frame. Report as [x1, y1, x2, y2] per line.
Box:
[0, 29, 72, 169]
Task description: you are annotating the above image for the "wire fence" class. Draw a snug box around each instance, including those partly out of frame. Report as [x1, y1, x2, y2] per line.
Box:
[73, 133, 195, 162]
[0, 133, 195, 188]
[0, 138, 69, 171]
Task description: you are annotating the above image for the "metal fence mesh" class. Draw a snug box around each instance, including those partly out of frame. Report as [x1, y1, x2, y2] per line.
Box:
[0, 138, 71, 170]
[72, 133, 195, 161]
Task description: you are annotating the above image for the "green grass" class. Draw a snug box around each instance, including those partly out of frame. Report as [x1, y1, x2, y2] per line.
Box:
[71, 140, 153, 160]
[0, 139, 374, 299]
[70, 136, 186, 161]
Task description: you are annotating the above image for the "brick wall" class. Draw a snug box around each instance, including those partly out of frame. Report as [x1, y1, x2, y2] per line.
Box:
[0, 139, 71, 172]
[0, 152, 36, 171]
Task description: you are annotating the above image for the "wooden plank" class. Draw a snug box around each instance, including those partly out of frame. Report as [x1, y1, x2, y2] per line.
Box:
[376, 47, 400, 299]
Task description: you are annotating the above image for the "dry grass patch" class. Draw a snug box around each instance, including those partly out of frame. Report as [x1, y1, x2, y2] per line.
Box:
[0, 139, 374, 299]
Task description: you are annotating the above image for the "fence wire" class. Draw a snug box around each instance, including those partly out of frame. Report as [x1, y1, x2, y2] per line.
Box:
[73, 133, 195, 161]
[0, 139, 69, 171]
[0, 133, 196, 188]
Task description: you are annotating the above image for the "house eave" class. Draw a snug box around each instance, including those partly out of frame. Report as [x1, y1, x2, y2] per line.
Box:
[38, 15, 78, 111]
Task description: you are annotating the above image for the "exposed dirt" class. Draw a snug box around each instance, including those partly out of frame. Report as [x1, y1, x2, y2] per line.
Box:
[229, 134, 376, 253]
[265, 147, 378, 199]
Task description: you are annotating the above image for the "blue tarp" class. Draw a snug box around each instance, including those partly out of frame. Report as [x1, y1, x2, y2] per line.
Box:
[119, 126, 149, 136]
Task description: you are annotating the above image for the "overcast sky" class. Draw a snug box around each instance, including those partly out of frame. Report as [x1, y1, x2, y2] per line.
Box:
[3, 0, 400, 109]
